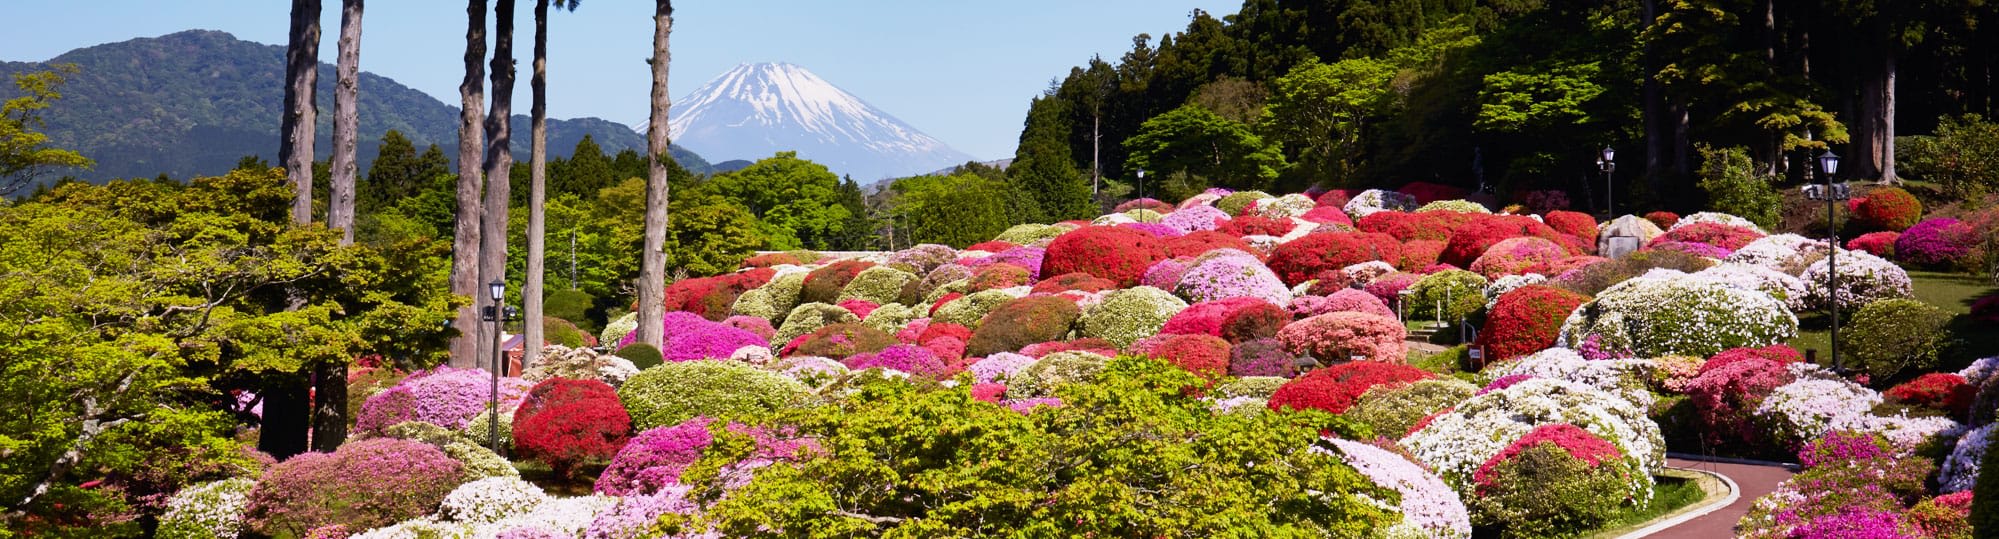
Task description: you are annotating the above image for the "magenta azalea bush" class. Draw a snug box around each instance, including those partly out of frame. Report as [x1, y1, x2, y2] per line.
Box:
[356, 367, 532, 435]
[244, 438, 465, 536]
[1893, 217, 1969, 266]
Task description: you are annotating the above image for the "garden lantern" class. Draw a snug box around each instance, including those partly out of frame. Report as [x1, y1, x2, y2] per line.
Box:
[1803, 150, 1849, 371]
[1136, 169, 1146, 200]
[483, 279, 506, 453]
[1596, 146, 1616, 216]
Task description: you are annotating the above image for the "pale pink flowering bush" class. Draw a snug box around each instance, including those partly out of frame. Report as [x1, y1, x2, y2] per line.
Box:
[1173, 252, 1293, 305]
[355, 366, 532, 435]
[244, 438, 466, 536]
[1276, 311, 1407, 363]
[1320, 438, 1471, 539]
[583, 486, 714, 539]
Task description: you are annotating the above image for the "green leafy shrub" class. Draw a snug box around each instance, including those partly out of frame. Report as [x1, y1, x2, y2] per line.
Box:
[599, 312, 639, 349]
[1077, 286, 1189, 349]
[1406, 269, 1489, 323]
[837, 266, 919, 306]
[966, 296, 1083, 357]
[544, 289, 597, 332]
[801, 259, 876, 305]
[618, 360, 810, 429]
[771, 302, 859, 346]
[1216, 190, 1275, 215]
[784, 323, 896, 360]
[1842, 298, 1951, 382]
[732, 272, 806, 323]
[1467, 443, 1632, 536]
[542, 316, 589, 348]
[1007, 351, 1111, 398]
[1899, 114, 1999, 203]
[932, 289, 1022, 329]
[1695, 145, 1782, 230]
[860, 302, 920, 335]
[1213, 376, 1289, 399]
[1347, 379, 1477, 439]
[614, 343, 664, 370]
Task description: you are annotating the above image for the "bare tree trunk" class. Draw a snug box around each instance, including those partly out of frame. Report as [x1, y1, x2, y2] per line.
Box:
[280, 0, 321, 226]
[449, 0, 488, 368]
[312, 0, 363, 453]
[524, 0, 549, 371]
[480, 0, 517, 372]
[636, 0, 674, 351]
[1880, 51, 1898, 183]
[328, 0, 363, 245]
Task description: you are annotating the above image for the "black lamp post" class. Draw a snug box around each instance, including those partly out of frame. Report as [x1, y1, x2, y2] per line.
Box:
[1136, 169, 1146, 200]
[481, 279, 506, 452]
[1596, 146, 1616, 216]
[1802, 150, 1847, 370]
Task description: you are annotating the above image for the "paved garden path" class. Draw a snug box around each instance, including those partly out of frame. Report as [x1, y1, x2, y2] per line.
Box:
[1642, 457, 1796, 538]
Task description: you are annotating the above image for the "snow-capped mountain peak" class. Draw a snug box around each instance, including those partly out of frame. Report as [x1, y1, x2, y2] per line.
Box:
[653, 62, 975, 181]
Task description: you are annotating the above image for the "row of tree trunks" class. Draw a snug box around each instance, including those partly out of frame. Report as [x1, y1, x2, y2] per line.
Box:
[450, 0, 489, 370]
[311, 0, 366, 453]
[479, 0, 519, 371]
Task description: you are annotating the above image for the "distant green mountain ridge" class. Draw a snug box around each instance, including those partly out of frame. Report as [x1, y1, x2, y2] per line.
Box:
[0, 29, 707, 182]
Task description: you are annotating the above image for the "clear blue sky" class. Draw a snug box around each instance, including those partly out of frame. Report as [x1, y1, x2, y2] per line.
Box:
[0, 1, 1241, 161]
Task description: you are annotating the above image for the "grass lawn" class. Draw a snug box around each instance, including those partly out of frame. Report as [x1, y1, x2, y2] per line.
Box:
[1789, 270, 1998, 371]
[1581, 472, 1718, 538]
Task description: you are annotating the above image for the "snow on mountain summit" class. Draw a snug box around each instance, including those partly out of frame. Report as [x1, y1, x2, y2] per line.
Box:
[657, 62, 976, 181]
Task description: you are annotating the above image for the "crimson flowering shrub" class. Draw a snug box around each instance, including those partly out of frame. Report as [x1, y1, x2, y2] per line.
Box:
[1267, 232, 1403, 285]
[917, 322, 973, 346]
[1469, 237, 1567, 279]
[1218, 214, 1296, 237]
[964, 295, 1082, 357]
[1115, 198, 1174, 214]
[1706, 344, 1804, 370]
[1293, 289, 1396, 318]
[1131, 333, 1232, 380]
[662, 268, 776, 321]
[244, 439, 464, 536]
[1442, 215, 1566, 267]
[1030, 272, 1119, 294]
[1845, 231, 1900, 257]
[1267, 361, 1434, 414]
[1300, 205, 1354, 226]
[1228, 338, 1297, 377]
[1316, 189, 1357, 208]
[1544, 211, 1598, 243]
[1042, 226, 1171, 287]
[1164, 230, 1257, 259]
[1363, 272, 1421, 305]
[1640, 211, 1679, 230]
[512, 379, 632, 478]
[1854, 186, 1923, 231]
[741, 252, 802, 268]
[1884, 373, 1976, 419]
[1219, 300, 1292, 343]
[1158, 297, 1268, 337]
[1647, 222, 1764, 254]
[1398, 239, 1447, 271]
[1399, 181, 1469, 204]
[967, 262, 1033, 292]
[1471, 423, 1622, 490]
[845, 344, 950, 377]
[836, 299, 879, 319]
[800, 260, 876, 304]
[1358, 211, 1478, 242]
[1894, 217, 1969, 266]
[1276, 311, 1409, 363]
[783, 323, 896, 360]
[1477, 285, 1590, 361]
[965, 240, 1018, 253]
[1683, 357, 1795, 448]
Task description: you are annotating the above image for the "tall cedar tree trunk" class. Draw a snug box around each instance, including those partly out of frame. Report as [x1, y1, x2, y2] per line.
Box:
[1641, 0, 1670, 198]
[636, 1, 673, 351]
[264, 0, 321, 461]
[479, 0, 517, 371]
[523, 0, 550, 371]
[312, 0, 364, 453]
[449, 0, 488, 368]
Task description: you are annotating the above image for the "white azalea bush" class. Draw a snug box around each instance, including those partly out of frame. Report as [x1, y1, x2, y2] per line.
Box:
[157, 478, 257, 539]
[1255, 193, 1318, 218]
[1691, 263, 1811, 311]
[1491, 348, 1656, 409]
[1320, 438, 1473, 539]
[1797, 248, 1914, 311]
[1940, 424, 1993, 493]
[1481, 273, 1547, 310]
[1558, 276, 1797, 358]
[437, 476, 549, 524]
[1076, 286, 1188, 348]
[1401, 378, 1664, 502]
[1671, 211, 1766, 234]
[1722, 234, 1825, 273]
[1344, 189, 1418, 218]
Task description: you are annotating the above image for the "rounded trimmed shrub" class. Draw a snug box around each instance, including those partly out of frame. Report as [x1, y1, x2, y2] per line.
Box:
[1005, 351, 1111, 398]
[1558, 276, 1797, 358]
[964, 295, 1082, 357]
[1895, 217, 1971, 267]
[1643, 211, 1680, 230]
[1158, 297, 1268, 337]
[1131, 333, 1232, 380]
[931, 289, 1021, 329]
[1172, 251, 1293, 305]
[770, 302, 859, 346]
[966, 262, 1033, 292]
[663, 322, 768, 363]
[1227, 338, 1297, 378]
[1347, 379, 1478, 439]
[1478, 285, 1590, 362]
[1267, 361, 1434, 414]
[354, 367, 533, 435]
[244, 438, 464, 536]
[1467, 425, 1635, 536]
[1163, 230, 1257, 259]
[1843, 298, 1952, 382]
[1646, 222, 1764, 255]
[844, 344, 950, 377]
[1402, 378, 1663, 501]
[783, 323, 896, 360]
[731, 272, 805, 323]
[1847, 231, 1900, 258]
[1294, 289, 1396, 319]
[800, 259, 876, 305]
[511, 378, 632, 478]
[1267, 232, 1403, 286]
[885, 244, 957, 275]
[1029, 272, 1119, 294]
[1405, 269, 1489, 323]
[158, 478, 257, 539]
[1160, 204, 1230, 234]
[1468, 237, 1566, 279]
[1884, 373, 1975, 419]
[837, 266, 920, 306]
[1544, 211, 1599, 243]
[617, 360, 810, 429]
[1076, 286, 1188, 349]
[1855, 186, 1922, 231]
[1442, 215, 1566, 268]
[1041, 226, 1171, 287]
[1276, 311, 1408, 363]
[1321, 437, 1473, 539]
[1215, 190, 1274, 215]
[1219, 300, 1292, 343]
[1799, 248, 1914, 311]
[613, 343, 665, 371]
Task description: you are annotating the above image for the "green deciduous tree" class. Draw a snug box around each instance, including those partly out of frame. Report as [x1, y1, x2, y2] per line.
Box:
[1126, 104, 1286, 192]
[1261, 57, 1396, 186]
[706, 152, 851, 250]
[0, 65, 93, 196]
[887, 173, 1034, 248]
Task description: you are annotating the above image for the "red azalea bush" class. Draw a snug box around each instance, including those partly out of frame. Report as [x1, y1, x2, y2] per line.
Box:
[1442, 215, 1566, 267]
[1643, 211, 1680, 230]
[964, 295, 1083, 357]
[1883, 373, 1976, 418]
[741, 252, 802, 268]
[1647, 222, 1764, 254]
[1159, 297, 1269, 337]
[1219, 214, 1297, 237]
[1131, 333, 1233, 380]
[1469, 237, 1568, 279]
[1358, 210, 1483, 242]
[1030, 272, 1120, 294]
[1219, 300, 1292, 343]
[782, 323, 896, 359]
[1043, 226, 1171, 287]
[1399, 181, 1469, 204]
[244, 438, 464, 536]
[1267, 361, 1434, 414]
[1115, 198, 1174, 213]
[1316, 189, 1357, 208]
[1544, 211, 1599, 244]
[1683, 357, 1796, 447]
[1276, 311, 1409, 363]
[1854, 186, 1923, 232]
[928, 292, 964, 316]
[1164, 230, 1257, 259]
[966, 240, 1019, 252]
[1477, 285, 1591, 361]
[512, 378, 633, 478]
[1301, 205, 1354, 226]
[835, 299, 879, 319]
[1706, 344, 1804, 371]
[1398, 239, 1447, 271]
[967, 262, 1034, 292]
[917, 322, 973, 346]
[800, 260, 876, 304]
[662, 268, 776, 320]
[1471, 423, 1623, 490]
[1267, 232, 1403, 286]
[1846, 231, 1900, 258]
[1525, 255, 1609, 278]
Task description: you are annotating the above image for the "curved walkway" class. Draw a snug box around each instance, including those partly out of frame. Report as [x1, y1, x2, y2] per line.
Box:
[1637, 456, 1797, 538]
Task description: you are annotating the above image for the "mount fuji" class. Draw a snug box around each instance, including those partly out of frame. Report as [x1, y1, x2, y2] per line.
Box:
[654, 62, 976, 181]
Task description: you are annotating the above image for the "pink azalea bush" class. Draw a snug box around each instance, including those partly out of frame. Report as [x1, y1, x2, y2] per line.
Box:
[1275, 311, 1407, 363]
[355, 367, 532, 435]
[244, 438, 465, 536]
